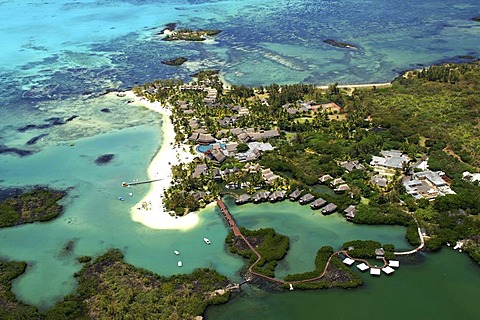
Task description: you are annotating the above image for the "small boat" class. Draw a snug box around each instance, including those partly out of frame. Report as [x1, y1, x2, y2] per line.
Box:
[118, 196, 124, 201]
[177, 261, 182, 267]
[128, 193, 133, 197]
[204, 238, 211, 245]
[174, 250, 180, 255]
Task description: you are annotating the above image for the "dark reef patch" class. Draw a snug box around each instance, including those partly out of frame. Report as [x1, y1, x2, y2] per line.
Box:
[323, 39, 358, 49]
[161, 57, 188, 66]
[17, 115, 78, 133]
[0, 145, 34, 157]
[26, 133, 49, 145]
[95, 153, 115, 165]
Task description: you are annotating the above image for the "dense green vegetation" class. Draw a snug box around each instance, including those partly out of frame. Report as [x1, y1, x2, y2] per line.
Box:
[284, 246, 363, 289]
[226, 228, 289, 278]
[134, 62, 480, 265]
[0, 260, 40, 319]
[0, 188, 64, 228]
[0, 249, 231, 319]
[342, 240, 395, 260]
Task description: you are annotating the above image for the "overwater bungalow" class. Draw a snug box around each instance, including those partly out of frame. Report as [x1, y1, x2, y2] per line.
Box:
[310, 198, 327, 210]
[288, 189, 302, 201]
[235, 193, 251, 205]
[321, 203, 338, 215]
[253, 191, 271, 203]
[299, 193, 315, 205]
[357, 263, 369, 271]
[388, 260, 400, 268]
[370, 268, 381, 276]
[269, 190, 286, 202]
[382, 266, 395, 275]
[344, 205, 357, 221]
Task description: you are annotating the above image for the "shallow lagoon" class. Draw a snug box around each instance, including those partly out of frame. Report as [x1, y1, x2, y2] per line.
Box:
[0, 126, 412, 308]
[0, 0, 480, 316]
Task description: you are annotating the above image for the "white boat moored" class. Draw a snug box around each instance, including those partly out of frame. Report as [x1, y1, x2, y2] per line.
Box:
[177, 261, 182, 267]
[174, 250, 180, 255]
[204, 238, 211, 245]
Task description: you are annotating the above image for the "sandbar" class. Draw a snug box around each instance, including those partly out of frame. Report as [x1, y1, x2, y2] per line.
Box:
[121, 91, 199, 230]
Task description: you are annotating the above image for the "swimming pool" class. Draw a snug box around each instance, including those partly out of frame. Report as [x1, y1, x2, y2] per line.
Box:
[196, 143, 225, 153]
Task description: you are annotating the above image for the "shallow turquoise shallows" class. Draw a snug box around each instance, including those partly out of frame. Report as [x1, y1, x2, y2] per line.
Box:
[0, 0, 479, 317]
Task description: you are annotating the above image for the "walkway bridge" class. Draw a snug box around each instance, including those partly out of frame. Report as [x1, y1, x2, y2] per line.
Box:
[215, 198, 392, 288]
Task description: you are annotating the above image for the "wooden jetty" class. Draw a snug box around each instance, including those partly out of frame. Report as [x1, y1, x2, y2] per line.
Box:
[122, 178, 162, 187]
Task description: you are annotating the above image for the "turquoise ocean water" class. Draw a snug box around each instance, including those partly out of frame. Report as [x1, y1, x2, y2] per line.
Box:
[1, 0, 479, 317]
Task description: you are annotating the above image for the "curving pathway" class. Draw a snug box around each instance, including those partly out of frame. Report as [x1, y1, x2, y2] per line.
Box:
[216, 199, 391, 287]
[394, 218, 425, 255]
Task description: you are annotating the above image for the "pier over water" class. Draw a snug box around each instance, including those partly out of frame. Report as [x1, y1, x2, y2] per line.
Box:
[216, 198, 417, 287]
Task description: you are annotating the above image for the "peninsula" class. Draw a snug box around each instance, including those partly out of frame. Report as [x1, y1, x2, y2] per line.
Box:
[130, 62, 480, 265]
[0, 188, 65, 228]
[1, 249, 232, 319]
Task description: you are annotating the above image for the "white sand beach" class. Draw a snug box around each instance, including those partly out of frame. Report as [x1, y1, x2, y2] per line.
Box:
[122, 91, 200, 230]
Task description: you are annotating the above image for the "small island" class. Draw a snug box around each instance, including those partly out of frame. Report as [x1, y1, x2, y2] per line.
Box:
[323, 39, 358, 49]
[0, 188, 65, 228]
[226, 227, 289, 278]
[163, 28, 222, 41]
[161, 56, 188, 66]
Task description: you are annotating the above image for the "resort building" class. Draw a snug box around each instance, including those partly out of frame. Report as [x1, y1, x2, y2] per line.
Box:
[403, 170, 455, 200]
[319, 174, 333, 184]
[330, 177, 346, 187]
[371, 175, 389, 188]
[262, 168, 280, 184]
[188, 132, 216, 145]
[340, 160, 365, 172]
[370, 150, 410, 172]
[334, 184, 351, 193]
[463, 171, 480, 185]
[193, 164, 208, 178]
